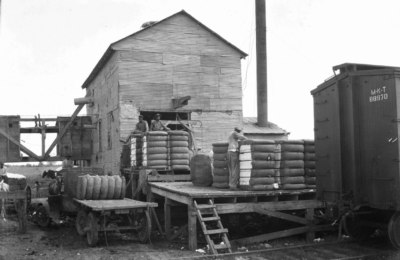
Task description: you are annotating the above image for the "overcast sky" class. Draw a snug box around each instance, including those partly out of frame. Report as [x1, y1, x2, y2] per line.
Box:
[1, 0, 400, 155]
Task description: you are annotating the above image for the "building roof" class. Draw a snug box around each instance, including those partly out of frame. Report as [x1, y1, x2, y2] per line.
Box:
[242, 117, 289, 135]
[80, 10, 248, 89]
[333, 62, 400, 73]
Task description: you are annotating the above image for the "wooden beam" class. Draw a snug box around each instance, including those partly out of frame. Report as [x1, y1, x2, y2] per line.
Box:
[150, 186, 191, 205]
[170, 223, 188, 241]
[43, 104, 85, 160]
[165, 198, 172, 240]
[74, 97, 94, 105]
[147, 174, 191, 182]
[232, 226, 310, 247]
[41, 120, 46, 157]
[0, 128, 42, 161]
[253, 206, 310, 225]
[20, 126, 59, 134]
[188, 200, 197, 251]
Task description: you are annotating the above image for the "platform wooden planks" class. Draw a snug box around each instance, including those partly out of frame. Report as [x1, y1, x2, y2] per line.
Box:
[147, 182, 326, 251]
[149, 182, 316, 199]
[74, 198, 157, 211]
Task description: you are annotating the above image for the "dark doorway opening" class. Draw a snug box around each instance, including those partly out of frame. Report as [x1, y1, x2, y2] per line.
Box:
[140, 111, 190, 131]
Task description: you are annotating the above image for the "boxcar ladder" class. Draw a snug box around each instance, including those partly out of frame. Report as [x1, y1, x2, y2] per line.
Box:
[194, 199, 232, 254]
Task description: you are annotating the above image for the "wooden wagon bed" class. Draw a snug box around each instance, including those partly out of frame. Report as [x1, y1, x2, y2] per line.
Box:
[73, 198, 157, 211]
[148, 182, 333, 251]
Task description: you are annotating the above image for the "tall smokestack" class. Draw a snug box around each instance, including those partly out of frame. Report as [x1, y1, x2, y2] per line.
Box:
[255, 0, 268, 127]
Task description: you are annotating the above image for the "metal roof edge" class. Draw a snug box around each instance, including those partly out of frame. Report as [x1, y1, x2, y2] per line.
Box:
[80, 9, 248, 89]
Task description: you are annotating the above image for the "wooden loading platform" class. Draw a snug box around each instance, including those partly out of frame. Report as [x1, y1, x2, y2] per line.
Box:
[147, 182, 334, 251]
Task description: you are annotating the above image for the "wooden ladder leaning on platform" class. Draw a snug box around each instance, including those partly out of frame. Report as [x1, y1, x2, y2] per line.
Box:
[194, 199, 232, 255]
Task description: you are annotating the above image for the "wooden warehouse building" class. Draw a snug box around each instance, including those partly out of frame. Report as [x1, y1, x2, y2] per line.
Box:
[81, 10, 286, 175]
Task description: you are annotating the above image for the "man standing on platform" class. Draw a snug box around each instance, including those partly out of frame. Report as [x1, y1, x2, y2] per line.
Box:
[227, 126, 248, 190]
[132, 115, 149, 134]
[150, 113, 171, 132]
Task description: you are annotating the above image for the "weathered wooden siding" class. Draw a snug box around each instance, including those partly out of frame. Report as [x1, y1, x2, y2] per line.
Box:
[114, 13, 243, 151]
[191, 111, 243, 153]
[86, 52, 120, 175]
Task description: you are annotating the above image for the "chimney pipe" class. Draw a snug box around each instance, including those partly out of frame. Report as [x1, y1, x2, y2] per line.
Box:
[255, 0, 268, 127]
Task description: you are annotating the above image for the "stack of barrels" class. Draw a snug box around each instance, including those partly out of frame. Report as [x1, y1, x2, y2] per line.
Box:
[169, 131, 190, 170]
[76, 175, 126, 200]
[304, 140, 316, 188]
[239, 140, 277, 191]
[275, 140, 306, 190]
[212, 142, 229, 189]
[130, 136, 143, 168]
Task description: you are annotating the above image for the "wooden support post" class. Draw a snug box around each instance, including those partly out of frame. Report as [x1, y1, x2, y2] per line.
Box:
[306, 208, 315, 242]
[165, 198, 172, 240]
[18, 198, 27, 233]
[188, 199, 197, 251]
[151, 207, 164, 238]
[41, 120, 46, 157]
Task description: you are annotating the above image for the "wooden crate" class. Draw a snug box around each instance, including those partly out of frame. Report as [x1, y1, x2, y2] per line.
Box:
[0, 116, 21, 162]
[57, 117, 92, 160]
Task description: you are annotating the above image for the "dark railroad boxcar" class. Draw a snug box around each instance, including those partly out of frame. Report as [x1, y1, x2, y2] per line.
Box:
[311, 63, 400, 248]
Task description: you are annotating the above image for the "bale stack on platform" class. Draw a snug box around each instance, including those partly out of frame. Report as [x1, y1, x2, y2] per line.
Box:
[238, 140, 277, 191]
[275, 140, 306, 190]
[303, 140, 316, 188]
[76, 175, 126, 200]
[169, 131, 190, 170]
[130, 135, 144, 168]
[144, 131, 170, 170]
[212, 142, 229, 189]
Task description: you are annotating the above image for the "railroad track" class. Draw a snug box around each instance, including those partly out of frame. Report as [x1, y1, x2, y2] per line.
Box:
[174, 237, 400, 260]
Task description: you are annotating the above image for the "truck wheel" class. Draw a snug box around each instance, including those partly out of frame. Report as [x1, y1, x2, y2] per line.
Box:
[86, 212, 99, 246]
[35, 205, 51, 228]
[388, 212, 400, 249]
[76, 210, 88, 236]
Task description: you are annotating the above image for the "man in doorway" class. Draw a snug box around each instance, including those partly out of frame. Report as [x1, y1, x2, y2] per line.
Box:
[132, 115, 149, 134]
[227, 126, 248, 190]
[62, 155, 73, 169]
[150, 113, 171, 132]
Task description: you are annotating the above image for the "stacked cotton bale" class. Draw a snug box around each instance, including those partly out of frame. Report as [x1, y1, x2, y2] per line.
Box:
[275, 140, 306, 190]
[144, 131, 170, 170]
[169, 131, 190, 170]
[76, 175, 126, 200]
[239, 140, 277, 191]
[212, 142, 229, 189]
[130, 136, 144, 168]
[304, 140, 316, 188]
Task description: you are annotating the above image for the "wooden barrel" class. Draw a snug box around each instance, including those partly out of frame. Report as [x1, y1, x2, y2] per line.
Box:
[190, 154, 212, 187]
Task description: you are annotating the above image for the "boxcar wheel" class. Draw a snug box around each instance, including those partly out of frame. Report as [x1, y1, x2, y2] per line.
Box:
[343, 214, 374, 240]
[86, 212, 99, 246]
[388, 212, 400, 249]
[137, 210, 151, 243]
[76, 210, 88, 237]
[35, 205, 51, 228]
